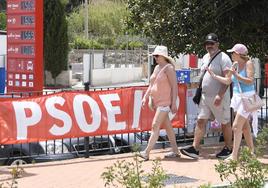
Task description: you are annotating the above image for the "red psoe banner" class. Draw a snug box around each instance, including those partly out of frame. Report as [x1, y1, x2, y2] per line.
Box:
[0, 85, 186, 144]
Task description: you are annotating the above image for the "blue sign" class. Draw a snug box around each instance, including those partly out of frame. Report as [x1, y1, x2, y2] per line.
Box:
[176, 69, 191, 83]
[0, 67, 5, 93]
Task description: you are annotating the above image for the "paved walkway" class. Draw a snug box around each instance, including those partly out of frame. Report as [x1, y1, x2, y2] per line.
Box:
[0, 144, 267, 188]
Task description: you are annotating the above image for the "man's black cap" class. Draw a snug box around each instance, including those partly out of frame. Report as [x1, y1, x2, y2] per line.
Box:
[205, 33, 219, 43]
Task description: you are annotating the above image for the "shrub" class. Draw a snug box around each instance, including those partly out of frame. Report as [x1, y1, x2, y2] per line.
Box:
[215, 127, 268, 188]
[129, 41, 145, 49]
[255, 127, 268, 157]
[101, 150, 168, 188]
[73, 37, 103, 49]
[97, 37, 115, 48]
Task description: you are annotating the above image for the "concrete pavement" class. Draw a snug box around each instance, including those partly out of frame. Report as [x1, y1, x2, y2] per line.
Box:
[0, 143, 267, 188]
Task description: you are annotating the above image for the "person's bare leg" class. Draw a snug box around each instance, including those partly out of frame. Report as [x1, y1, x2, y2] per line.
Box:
[230, 114, 247, 160]
[193, 119, 208, 150]
[221, 122, 233, 149]
[242, 120, 254, 153]
[164, 117, 179, 154]
[144, 109, 167, 156]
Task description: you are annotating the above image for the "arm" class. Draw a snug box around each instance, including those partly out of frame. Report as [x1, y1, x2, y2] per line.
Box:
[213, 69, 231, 106]
[206, 67, 232, 85]
[233, 61, 254, 85]
[166, 65, 178, 114]
[142, 65, 159, 106]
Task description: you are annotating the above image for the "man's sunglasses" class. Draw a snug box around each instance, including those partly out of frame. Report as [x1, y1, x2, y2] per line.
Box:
[205, 42, 216, 46]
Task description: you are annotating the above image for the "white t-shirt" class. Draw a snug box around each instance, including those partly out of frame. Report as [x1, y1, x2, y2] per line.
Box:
[201, 52, 232, 97]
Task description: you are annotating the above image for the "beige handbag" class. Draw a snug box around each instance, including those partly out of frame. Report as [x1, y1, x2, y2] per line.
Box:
[240, 94, 264, 112]
[147, 64, 170, 111]
[237, 73, 264, 112]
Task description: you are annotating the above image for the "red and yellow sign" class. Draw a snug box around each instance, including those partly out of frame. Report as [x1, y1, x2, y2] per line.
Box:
[0, 85, 186, 144]
[6, 0, 43, 93]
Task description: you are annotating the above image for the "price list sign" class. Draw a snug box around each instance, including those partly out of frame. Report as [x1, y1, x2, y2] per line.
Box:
[7, 0, 43, 93]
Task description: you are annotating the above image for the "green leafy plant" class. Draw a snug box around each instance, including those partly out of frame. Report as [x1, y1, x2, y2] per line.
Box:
[101, 150, 168, 188]
[199, 183, 212, 188]
[255, 127, 268, 157]
[0, 165, 25, 188]
[215, 127, 268, 188]
[72, 37, 104, 49]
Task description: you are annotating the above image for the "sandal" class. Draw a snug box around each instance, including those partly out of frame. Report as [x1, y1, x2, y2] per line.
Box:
[164, 151, 181, 158]
[138, 151, 149, 161]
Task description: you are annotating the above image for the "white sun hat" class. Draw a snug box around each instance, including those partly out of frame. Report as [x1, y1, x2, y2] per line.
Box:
[152, 45, 175, 64]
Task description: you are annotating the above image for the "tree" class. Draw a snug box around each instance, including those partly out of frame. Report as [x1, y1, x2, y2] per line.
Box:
[64, 0, 87, 14]
[0, 0, 6, 12]
[44, 0, 69, 82]
[0, 0, 6, 31]
[0, 13, 6, 30]
[127, 0, 268, 59]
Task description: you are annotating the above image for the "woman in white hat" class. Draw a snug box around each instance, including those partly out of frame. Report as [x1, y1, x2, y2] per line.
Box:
[139, 45, 180, 160]
[207, 43, 256, 160]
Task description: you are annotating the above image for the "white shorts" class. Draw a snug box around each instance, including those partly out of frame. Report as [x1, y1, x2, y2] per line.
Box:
[157, 106, 171, 112]
[230, 91, 255, 118]
[198, 94, 230, 124]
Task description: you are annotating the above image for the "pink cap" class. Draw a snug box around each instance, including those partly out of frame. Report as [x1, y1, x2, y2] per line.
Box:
[227, 44, 248, 55]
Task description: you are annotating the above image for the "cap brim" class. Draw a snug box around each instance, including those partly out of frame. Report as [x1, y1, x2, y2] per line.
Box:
[204, 40, 217, 43]
[226, 49, 235, 53]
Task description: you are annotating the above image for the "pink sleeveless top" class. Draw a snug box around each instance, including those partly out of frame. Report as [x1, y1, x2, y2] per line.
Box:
[150, 65, 172, 107]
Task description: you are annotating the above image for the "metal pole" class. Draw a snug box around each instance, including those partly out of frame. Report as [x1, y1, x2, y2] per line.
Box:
[84, 0, 89, 39]
[84, 82, 90, 158]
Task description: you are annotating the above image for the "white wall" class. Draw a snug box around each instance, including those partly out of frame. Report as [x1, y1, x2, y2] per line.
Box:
[91, 67, 143, 86]
[0, 35, 7, 67]
[0, 35, 6, 55]
[45, 70, 72, 86]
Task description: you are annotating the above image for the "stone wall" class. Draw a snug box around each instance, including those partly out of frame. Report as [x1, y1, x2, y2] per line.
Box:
[68, 49, 148, 67]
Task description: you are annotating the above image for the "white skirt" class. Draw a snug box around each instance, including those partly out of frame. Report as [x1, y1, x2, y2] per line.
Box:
[230, 90, 258, 137]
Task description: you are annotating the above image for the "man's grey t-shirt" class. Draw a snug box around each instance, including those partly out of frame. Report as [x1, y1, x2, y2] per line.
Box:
[201, 52, 232, 97]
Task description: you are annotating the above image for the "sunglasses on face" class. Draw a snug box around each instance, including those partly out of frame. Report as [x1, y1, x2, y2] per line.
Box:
[153, 55, 159, 58]
[205, 42, 216, 46]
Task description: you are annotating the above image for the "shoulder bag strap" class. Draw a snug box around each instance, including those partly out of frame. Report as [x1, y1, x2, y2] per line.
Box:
[236, 65, 249, 95]
[152, 64, 170, 86]
[198, 50, 222, 88]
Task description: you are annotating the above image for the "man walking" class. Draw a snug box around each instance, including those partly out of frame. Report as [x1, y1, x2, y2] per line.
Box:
[180, 33, 233, 159]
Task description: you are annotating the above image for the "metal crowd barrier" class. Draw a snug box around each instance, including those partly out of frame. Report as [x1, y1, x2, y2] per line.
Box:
[0, 78, 267, 165]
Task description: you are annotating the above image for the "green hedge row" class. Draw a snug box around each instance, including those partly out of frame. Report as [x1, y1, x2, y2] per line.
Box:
[71, 36, 145, 50]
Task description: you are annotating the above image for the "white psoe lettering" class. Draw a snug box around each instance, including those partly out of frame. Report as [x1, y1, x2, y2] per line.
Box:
[13, 101, 42, 140]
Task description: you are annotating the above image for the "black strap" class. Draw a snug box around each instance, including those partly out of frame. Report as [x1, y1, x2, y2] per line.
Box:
[198, 50, 221, 88]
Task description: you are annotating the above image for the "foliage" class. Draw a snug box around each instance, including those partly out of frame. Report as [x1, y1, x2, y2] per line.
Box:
[44, 0, 69, 80]
[72, 36, 103, 49]
[0, 0, 6, 12]
[199, 183, 212, 188]
[255, 127, 268, 157]
[101, 151, 168, 188]
[0, 12, 6, 30]
[215, 148, 267, 188]
[66, 0, 149, 50]
[215, 128, 268, 188]
[0, 165, 25, 188]
[71, 35, 145, 49]
[67, 0, 128, 41]
[127, 0, 268, 59]
[66, 10, 85, 42]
